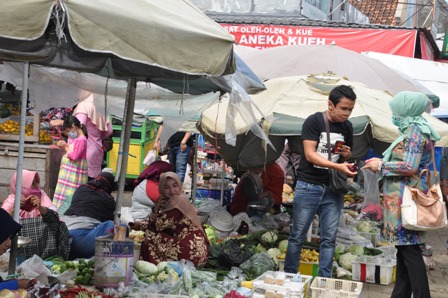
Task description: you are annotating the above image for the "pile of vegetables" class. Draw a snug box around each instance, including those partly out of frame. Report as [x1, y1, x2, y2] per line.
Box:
[334, 244, 383, 272]
[133, 260, 179, 285]
[0, 289, 27, 298]
[49, 258, 95, 286]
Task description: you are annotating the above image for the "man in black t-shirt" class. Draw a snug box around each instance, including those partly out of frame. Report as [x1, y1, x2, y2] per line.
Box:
[284, 85, 358, 277]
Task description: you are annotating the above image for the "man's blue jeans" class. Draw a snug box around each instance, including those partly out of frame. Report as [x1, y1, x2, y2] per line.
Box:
[169, 145, 191, 183]
[284, 180, 343, 277]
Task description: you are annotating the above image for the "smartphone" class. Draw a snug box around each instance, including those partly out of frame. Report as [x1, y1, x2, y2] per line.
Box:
[348, 164, 358, 172]
[332, 141, 345, 154]
[22, 198, 36, 212]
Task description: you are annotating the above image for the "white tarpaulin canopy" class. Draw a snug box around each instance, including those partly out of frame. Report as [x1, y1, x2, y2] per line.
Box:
[240, 45, 439, 104]
[362, 51, 448, 110]
[198, 74, 448, 170]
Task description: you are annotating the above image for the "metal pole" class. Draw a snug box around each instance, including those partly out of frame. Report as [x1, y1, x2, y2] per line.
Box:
[191, 133, 199, 203]
[220, 160, 225, 206]
[114, 78, 137, 225]
[8, 62, 29, 274]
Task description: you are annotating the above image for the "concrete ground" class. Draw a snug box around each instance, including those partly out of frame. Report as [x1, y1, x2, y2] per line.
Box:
[117, 190, 448, 297]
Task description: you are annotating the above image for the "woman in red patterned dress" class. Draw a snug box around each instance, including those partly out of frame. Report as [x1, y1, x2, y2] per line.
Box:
[131, 172, 209, 266]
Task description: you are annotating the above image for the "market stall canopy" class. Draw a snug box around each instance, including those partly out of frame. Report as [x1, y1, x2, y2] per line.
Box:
[198, 74, 448, 170]
[241, 45, 439, 105]
[362, 51, 448, 110]
[0, 0, 237, 94]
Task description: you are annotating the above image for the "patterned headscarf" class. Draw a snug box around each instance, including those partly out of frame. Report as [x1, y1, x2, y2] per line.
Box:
[383, 91, 441, 162]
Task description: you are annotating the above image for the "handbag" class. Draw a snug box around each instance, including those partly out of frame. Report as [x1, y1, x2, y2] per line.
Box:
[102, 136, 114, 152]
[401, 143, 448, 231]
[322, 112, 350, 195]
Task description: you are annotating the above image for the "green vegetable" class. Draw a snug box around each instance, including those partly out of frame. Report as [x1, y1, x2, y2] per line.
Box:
[335, 244, 346, 255]
[204, 224, 219, 245]
[157, 261, 168, 272]
[278, 240, 288, 253]
[261, 231, 278, 244]
[357, 221, 372, 233]
[134, 260, 158, 274]
[267, 248, 282, 265]
[183, 269, 192, 294]
[339, 253, 358, 271]
[364, 247, 383, 256]
[347, 244, 364, 257]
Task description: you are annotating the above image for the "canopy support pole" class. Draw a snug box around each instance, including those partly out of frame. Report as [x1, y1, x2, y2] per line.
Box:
[8, 62, 29, 274]
[220, 161, 225, 206]
[191, 133, 199, 203]
[114, 78, 137, 225]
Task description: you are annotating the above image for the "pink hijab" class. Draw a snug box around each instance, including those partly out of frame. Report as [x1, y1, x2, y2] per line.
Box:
[1, 170, 56, 218]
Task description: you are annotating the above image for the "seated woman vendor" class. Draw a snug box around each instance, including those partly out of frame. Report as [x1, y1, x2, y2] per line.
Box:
[0, 209, 34, 290]
[1, 170, 70, 260]
[130, 172, 209, 267]
[229, 166, 275, 216]
[63, 172, 122, 259]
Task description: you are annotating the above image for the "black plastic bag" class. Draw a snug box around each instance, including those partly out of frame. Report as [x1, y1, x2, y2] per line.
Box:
[218, 238, 255, 268]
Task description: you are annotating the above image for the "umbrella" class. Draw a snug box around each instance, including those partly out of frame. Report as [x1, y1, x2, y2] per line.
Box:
[0, 0, 240, 273]
[198, 73, 448, 170]
[241, 45, 439, 103]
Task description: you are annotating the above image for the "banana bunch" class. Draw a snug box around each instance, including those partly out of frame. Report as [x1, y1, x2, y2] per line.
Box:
[300, 249, 319, 262]
[277, 253, 286, 260]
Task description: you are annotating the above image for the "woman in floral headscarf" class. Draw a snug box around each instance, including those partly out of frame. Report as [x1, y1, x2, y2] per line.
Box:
[362, 91, 440, 298]
[131, 172, 209, 267]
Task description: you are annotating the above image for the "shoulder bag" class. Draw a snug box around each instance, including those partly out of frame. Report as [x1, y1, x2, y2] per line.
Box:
[322, 112, 350, 195]
[401, 142, 448, 231]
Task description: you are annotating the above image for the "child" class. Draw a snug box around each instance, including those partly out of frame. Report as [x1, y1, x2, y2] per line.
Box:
[53, 116, 88, 215]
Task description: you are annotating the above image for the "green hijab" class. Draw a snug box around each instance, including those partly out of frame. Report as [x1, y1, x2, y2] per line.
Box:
[382, 91, 441, 162]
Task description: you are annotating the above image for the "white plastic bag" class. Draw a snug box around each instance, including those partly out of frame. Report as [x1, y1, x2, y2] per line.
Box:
[143, 149, 157, 166]
[17, 254, 51, 278]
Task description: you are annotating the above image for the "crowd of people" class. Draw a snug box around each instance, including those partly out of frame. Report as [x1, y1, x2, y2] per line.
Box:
[1, 87, 446, 297]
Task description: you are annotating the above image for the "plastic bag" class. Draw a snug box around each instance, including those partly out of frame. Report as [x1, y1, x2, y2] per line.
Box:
[239, 252, 276, 280]
[362, 169, 381, 206]
[17, 254, 51, 278]
[143, 149, 157, 166]
[218, 238, 256, 268]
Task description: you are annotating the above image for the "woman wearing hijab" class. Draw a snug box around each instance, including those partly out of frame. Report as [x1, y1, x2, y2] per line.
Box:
[131, 172, 209, 267]
[63, 172, 117, 259]
[362, 91, 439, 298]
[131, 161, 173, 220]
[1, 170, 70, 260]
[0, 209, 34, 290]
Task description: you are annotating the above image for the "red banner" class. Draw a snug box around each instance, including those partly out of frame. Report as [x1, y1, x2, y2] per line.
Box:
[221, 24, 417, 57]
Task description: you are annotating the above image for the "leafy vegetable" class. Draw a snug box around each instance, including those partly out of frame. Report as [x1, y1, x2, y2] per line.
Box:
[261, 231, 278, 245]
[239, 252, 276, 280]
[339, 253, 358, 271]
[267, 248, 282, 265]
[204, 224, 219, 245]
[347, 244, 364, 257]
[278, 240, 288, 253]
[218, 238, 255, 267]
[357, 221, 372, 233]
[364, 247, 383, 256]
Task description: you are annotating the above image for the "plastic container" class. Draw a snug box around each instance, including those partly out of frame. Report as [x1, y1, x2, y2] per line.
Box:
[209, 210, 234, 231]
[252, 270, 313, 298]
[351, 255, 396, 285]
[278, 260, 319, 277]
[94, 236, 134, 289]
[310, 277, 363, 298]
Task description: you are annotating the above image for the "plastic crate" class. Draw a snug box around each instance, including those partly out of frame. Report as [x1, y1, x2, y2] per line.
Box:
[252, 270, 313, 298]
[278, 260, 320, 277]
[310, 277, 363, 298]
[351, 255, 396, 285]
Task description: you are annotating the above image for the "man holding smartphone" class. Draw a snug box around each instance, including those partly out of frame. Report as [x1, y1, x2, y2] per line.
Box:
[284, 85, 358, 277]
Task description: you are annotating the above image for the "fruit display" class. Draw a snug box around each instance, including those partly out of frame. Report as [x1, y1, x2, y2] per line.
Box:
[40, 129, 52, 143]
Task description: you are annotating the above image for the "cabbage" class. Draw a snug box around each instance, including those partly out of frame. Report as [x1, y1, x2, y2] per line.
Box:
[267, 248, 282, 265]
[357, 221, 372, 233]
[135, 260, 158, 274]
[335, 244, 346, 254]
[347, 244, 364, 256]
[157, 261, 168, 271]
[278, 240, 288, 253]
[339, 253, 358, 271]
[261, 231, 278, 244]
[204, 224, 218, 245]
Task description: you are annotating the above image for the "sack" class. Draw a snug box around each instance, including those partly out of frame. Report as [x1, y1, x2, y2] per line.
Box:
[102, 136, 114, 152]
[328, 168, 350, 195]
[401, 169, 448, 231]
